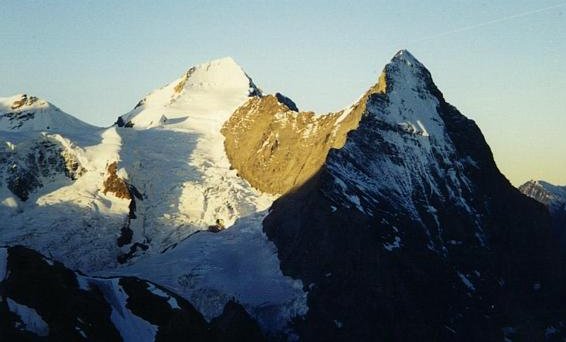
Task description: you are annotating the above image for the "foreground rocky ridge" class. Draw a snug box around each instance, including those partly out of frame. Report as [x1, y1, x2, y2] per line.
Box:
[263, 51, 565, 340]
[0, 245, 264, 341]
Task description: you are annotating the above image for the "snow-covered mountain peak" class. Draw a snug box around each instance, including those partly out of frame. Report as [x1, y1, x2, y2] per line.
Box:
[391, 49, 423, 68]
[119, 57, 260, 129]
[0, 94, 50, 113]
[177, 56, 256, 92]
[0, 94, 94, 132]
[519, 179, 566, 207]
[366, 50, 444, 140]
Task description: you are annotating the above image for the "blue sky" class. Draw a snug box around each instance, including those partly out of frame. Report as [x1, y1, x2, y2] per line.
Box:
[1, 0, 565, 186]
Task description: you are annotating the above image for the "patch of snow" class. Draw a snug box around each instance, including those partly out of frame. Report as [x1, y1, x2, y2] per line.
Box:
[457, 272, 476, 292]
[77, 275, 91, 291]
[92, 278, 158, 342]
[75, 326, 87, 338]
[147, 283, 181, 310]
[6, 297, 49, 336]
[383, 236, 401, 251]
[1, 196, 19, 209]
[444, 325, 456, 334]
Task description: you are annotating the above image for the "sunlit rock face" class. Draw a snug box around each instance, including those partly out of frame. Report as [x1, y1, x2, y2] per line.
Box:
[222, 75, 385, 194]
[263, 50, 565, 341]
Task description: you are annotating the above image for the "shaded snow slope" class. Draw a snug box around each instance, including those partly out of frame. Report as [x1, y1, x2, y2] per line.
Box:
[111, 211, 307, 334]
[0, 127, 127, 271]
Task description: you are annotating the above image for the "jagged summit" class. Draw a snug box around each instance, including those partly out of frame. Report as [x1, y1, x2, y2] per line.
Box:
[519, 179, 566, 207]
[0, 94, 94, 132]
[391, 49, 424, 68]
[0, 94, 51, 113]
[118, 57, 260, 129]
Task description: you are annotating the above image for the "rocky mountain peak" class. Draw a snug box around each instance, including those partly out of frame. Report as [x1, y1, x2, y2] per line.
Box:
[391, 49, 424, 68]
[520, 179, 566, 209]
[263, 50, 563, 340]
[0, 94, 93, 132]
[0, 94, 50, 113]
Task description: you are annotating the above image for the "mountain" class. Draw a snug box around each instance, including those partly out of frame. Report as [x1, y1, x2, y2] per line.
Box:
[1, 50, 565, 341]
[262, 50, 566, 340]
[0, 245, 264, 341]
[519, 180, 566, 212]
[0, 94, 95, 133]
[117, 57, 261, 129]
[0, 58, 306, 337]
[519, 180, 566, 251]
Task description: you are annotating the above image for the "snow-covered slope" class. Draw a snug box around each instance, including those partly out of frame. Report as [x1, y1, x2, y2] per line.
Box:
[107, 58, 276, 253]
[118, 57, 260, 129]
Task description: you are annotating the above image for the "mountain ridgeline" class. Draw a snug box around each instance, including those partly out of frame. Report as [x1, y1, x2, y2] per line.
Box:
[0, 50, 564, 341]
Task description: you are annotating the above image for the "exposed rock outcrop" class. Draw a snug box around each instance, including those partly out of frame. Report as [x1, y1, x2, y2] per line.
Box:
[0, 136, 85, 201]
[102, 161, 131, 200]
[9, 94, 39, 110]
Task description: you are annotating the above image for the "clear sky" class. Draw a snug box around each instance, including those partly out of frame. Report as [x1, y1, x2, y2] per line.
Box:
[1, 1, 565, 186]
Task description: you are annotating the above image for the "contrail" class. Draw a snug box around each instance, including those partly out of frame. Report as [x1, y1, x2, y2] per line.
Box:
[409, 2, 566, 44]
